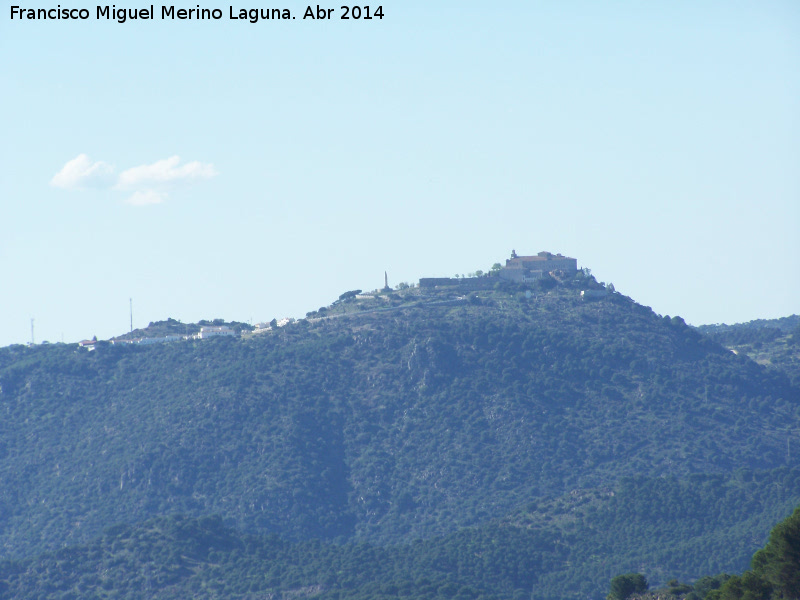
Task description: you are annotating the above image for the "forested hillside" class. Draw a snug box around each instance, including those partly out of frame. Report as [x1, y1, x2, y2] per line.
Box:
[1, 474, 798, 600]
[604, 500, 800, 600]
[0, 275, 798, 598]
[696, 316, 800, 386]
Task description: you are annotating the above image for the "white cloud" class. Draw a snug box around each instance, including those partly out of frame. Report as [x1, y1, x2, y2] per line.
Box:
[117, 156, 218, 188]
[124, 190, 168, 206]
[51, 154, 115, 189]
[51, 154, 217, 207]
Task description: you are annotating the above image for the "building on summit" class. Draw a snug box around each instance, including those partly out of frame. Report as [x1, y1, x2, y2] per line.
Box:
[418, 250, 578, 289]
[196, 325, 236, 339]
[498, 250, 578, 283]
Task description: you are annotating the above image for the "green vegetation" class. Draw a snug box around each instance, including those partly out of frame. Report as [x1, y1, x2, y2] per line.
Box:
[507, 470, 800, 595]
[338, 290, 363, 301]
[709, 505, 800, 600]
[1, 483, 798, 600]
[112, 317, 254, 341]
[0, 277, 798, 598]
[605, 502, 800, 600]
[696, 316, 800, 386]
[608, 573, 649, 600]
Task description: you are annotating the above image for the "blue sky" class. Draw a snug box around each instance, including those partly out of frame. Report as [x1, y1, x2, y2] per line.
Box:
[1, 1, 798, 346]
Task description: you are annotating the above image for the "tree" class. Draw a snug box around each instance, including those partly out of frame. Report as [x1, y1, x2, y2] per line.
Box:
[338, 290, 362, 301]
[789, 325, 800, 346]
[707, 506, 800, 600]
[692, 574, 732, 600]
[752, 506, 800, 599]
[707, 572, 771, 600]
[608, 573, 648, 600]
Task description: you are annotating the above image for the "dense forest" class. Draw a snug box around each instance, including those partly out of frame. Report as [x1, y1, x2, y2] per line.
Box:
[605, 502, 800, 600]
[0, 273, 798, 598]
[1, 476, 798, 599]
[696, 315, 800, 386]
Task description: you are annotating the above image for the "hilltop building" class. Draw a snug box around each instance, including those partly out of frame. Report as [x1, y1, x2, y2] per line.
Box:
[419, 250, 578, 289]
[498, 250, 578, 283]
[196, 325, 236, 339]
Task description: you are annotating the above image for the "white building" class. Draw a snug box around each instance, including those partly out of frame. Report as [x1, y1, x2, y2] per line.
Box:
[197, 326, 236, 339]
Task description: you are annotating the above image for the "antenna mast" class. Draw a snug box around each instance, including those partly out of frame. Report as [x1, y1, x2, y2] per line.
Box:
[130, 298, 133, 332]
[30, 318, 34, 345]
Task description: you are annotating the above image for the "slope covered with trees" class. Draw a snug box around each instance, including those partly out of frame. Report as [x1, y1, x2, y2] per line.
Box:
[1, 477, 798, 600]
[696, 316, 800, 386]
[0, 275, 798, 597]
[604, 500, 800, 600]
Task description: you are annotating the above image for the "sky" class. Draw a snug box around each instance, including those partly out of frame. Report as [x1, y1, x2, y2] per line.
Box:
[1, 1, 798, 347]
